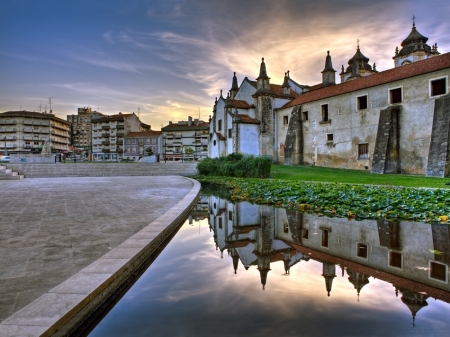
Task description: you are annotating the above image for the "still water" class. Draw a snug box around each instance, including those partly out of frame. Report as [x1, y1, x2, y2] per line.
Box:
[89, 195, 450, 337]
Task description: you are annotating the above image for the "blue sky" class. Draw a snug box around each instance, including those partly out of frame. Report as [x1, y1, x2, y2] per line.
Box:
[1, 0, 449, 129]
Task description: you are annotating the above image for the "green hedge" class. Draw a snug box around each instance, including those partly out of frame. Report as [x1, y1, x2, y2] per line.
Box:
[197, 153, 272, 178]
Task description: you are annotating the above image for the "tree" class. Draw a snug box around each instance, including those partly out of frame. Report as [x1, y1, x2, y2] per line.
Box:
[184, 147, 193, 155]
[146, 147, 154, 156]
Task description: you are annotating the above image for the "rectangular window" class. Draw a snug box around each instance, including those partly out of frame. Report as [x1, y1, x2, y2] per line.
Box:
[228, 129, 232, 138]
[357, 243, 368, 258]
[284, 223, 289, 233]
[358, 143, 369, 159]
[219, 217, 223, 229]
[132, 138, 136, 144]
[389, 87, 402, 104]
[430, 261, 446, 281]
[321, 104, 329, 122]
[321, 229, 329, 248]
[302, 229, 309, 239]
[228, 211, 232, 221]
[389, 252, 402, 269]
[357, 95, 368, 110]
[430, 78, 447, 97]
[283, 116, 289, 125]
[326, 134, 333, 142]
[218, 119, 222, 131]
[302, 111, 309, 121]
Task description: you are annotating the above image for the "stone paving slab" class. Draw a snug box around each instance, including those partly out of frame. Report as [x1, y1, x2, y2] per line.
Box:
[0, 176, 198, 332]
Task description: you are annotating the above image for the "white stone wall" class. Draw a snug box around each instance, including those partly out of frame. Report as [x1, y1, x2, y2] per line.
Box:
[279, 68, 450, 173]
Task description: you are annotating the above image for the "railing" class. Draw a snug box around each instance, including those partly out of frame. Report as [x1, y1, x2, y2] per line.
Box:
[23, 128, 33, 133]
[116, 124, 124, 130]
[102, 148, 110, 153]
[102, 141, 110, 145]
[102, 125, 110, 130]
[23, 120, 33, 125]
[102, 133, 110, 138]
[4, 120, 16, 125]
[117, 140, 123, 145]
[116, 132, 124, 137]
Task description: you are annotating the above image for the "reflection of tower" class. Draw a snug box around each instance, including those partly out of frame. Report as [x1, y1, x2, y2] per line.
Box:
[231, 248, 240, 274]
[322, 263, 337, 297]
[283, 252, 291, 275]
[397, 287, 429, 327]
[347, 270, 370, 301]
[254, 209, 275, 290]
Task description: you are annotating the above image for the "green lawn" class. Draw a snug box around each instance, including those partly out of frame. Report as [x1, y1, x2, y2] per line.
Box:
[270, 164, 450, 189]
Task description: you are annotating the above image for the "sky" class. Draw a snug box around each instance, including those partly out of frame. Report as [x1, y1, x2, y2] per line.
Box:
[1, 0, 449, 130]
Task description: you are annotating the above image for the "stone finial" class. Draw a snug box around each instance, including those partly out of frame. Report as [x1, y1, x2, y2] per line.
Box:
[395, 46, 399, 55]
[373, 63, 377, 71]
[220, 89, 223, 97]
[257, 57, 269, 79]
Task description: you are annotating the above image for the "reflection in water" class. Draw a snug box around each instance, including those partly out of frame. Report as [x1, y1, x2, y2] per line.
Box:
[89, 195, 450, 337]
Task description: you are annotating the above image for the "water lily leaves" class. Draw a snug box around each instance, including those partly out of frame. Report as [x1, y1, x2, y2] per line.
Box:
[197, 176, 450, 223]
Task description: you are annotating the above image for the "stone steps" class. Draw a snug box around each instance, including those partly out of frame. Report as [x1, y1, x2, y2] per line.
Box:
[0, 165, 24, 180]
[5, 163, 198, 178]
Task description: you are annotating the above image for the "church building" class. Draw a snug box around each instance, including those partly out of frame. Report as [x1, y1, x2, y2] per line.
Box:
[209, 20, 450, 177]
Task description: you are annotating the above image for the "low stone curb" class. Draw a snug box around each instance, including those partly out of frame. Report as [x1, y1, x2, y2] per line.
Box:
[0, 177, 201, 337]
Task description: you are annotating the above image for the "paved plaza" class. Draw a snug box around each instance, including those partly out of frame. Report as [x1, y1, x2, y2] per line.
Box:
[0, 176, 194, 324]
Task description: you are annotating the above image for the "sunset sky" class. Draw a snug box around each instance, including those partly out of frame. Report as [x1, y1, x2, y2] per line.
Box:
[1, 0, 449, 129]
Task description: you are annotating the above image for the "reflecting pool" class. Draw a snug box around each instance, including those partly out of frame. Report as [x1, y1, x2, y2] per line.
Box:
[88, 195, 450, 337]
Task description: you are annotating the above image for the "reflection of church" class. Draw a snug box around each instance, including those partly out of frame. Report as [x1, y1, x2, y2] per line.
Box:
[204, 195, 450, 324]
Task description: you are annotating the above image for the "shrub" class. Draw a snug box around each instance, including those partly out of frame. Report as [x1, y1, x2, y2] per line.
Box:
[197, 153, 272, 178]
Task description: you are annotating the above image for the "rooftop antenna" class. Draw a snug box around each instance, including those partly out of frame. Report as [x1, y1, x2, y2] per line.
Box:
[97, 105, 100, 112]
[44, 104, 48, 114]
[137, 107, 140, 118]
[38, 103, 44, 113]
[198, 103, 200, 120]
[48, 97, 53, 113]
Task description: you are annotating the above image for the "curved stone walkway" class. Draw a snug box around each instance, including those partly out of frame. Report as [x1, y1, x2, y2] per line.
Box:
[0, 176, 199, 336]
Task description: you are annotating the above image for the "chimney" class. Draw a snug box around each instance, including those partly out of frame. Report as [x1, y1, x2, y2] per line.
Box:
[188, 116, 192, 126]
[169, 121, 172, 125]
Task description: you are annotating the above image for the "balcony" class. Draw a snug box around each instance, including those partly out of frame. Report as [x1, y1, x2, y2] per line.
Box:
[24, 119, 34, 125]
[32, 121, 42, 125]
[102, 141, 110, 146]
[41, 121, 50, 126]
[102, 133, 110, 138]
[102, 125, 110, 130]
[117, 147, 123, 153]
[102, 148, 110, 153]
[117, 140, 123, 145]
[41, 129, 49, 134]
[6, 144, 16, 148]
[116, 132, 124, 137]
[4, 120, 16, 125]
[116, 124, 124, 130]
[23, 128, 33, 133]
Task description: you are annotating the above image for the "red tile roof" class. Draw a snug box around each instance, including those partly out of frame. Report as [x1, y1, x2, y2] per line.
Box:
[217, 133, 226, 140]
[228, 99, 254, 109]
[282, 52, 450, 109]
[161, 121, 209, 131]
[125, 131, 162, 137]
[237, 114, 260, 124]
[92, 113, 133, 122]
[246, 79, 299, 98]
[0, 111, 69, 124]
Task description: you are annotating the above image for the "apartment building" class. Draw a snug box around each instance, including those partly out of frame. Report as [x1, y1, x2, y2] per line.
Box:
[123, 130, 162, 161]
[91, 112, 149, 161]
[66, 107, 104, 149]
[0, 111, 70, 154]
[161, 116, 209, 161]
